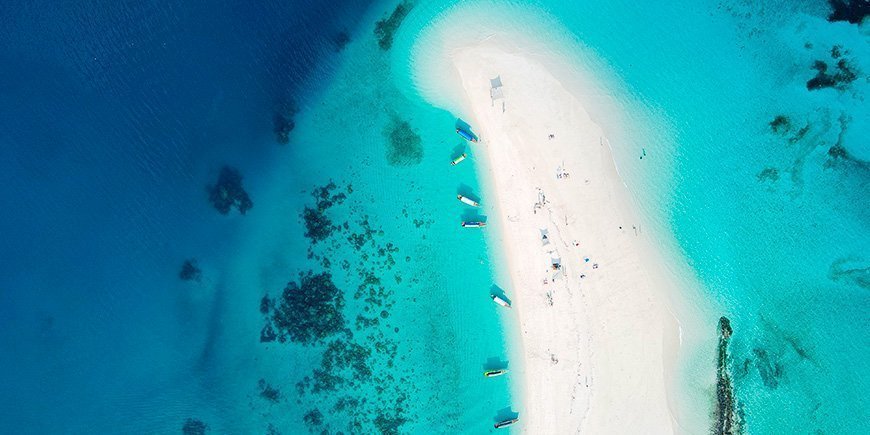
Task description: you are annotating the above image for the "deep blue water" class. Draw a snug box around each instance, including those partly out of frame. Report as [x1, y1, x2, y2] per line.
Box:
[0, 0, 375, 431]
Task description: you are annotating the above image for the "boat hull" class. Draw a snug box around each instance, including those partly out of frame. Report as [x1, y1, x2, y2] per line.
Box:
[461, 222, 486, 228]
[456, 128, 478, 142]
[457, 195, 480, 207]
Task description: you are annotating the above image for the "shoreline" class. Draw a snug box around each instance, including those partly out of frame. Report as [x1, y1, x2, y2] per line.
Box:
[410, 28, 711, 432]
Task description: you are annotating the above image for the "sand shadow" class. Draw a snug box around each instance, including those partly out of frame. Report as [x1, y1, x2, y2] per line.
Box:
[494, 407, 520, 422]
[483, 356, 510, 371]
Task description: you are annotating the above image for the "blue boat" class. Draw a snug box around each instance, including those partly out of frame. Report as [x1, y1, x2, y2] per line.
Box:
[456, 128, 478, 142]
[461, 221, 486, 228]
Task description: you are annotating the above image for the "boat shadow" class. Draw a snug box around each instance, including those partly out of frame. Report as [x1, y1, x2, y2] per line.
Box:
[450, 143, 466, 160]
[494, 407, 520, 423]
[483, 356, 509, 371]
[460, 209, 487, 223]
[490, 285, 510, 305]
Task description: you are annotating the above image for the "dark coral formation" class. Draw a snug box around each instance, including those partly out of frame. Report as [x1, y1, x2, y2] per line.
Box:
[385, 117, 423, 166]
[752, 348, 783, 389]
[334, 31, 351, 52]
[302, 182, 349, 243]
[829, 257, 870, 289]
[806, 58, 858, 91]
[268, 271, 346, 345]
[207, 166, 253, 215]
[179, 259, 202, 282]
[255, 180, 416, 432]
[273, 112, 295, 145]
[827, 0, 870, 24]
[303, 408, 324, 426]
[756, 167, 780, 182]
[374, 1, 414, 50]
[714, 317, 741, 435]
[271, 271, 345, 345]
[768, 115, 790, 134]
[182, 418, 208, 435]
[258, 378, 281, 403]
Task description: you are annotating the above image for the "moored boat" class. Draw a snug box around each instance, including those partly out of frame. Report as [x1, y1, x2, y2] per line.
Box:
[456, 128, 478, 142]
[494, 418, 519, 429]
[451, 153, 467, 166]
[484, 369, 508, 377]
[457, 194, 479, 207]
[461, 221, 486, 228]
[491, 294, 511, 308]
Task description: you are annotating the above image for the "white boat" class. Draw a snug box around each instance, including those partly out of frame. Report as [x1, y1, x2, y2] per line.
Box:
[457, 194, 480, 207]
[451, 153, 467, 166]
[491, 294, 511, 308]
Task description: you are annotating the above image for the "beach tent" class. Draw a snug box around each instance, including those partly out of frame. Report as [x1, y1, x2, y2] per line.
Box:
[490, 75, 504, 105]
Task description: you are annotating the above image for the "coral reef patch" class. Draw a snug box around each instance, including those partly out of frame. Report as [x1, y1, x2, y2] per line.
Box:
[207, 166, 253, 215]
[827, 0, 870, 24]
[257, 180, 416, 433]
[374, 1, 414, 50]
[829, 257, 870, 289]
[714, 317, 742, 435]
[384, 117, 423, 166]
[302, 181, 349, 243]
[268, 271, 346, 346]
[806, 58, 858, 91]
[179, 259, 202, 282]
[334, 31, 351, 52]
[756, 167, 779, 183]
[182, 418, 208, 435]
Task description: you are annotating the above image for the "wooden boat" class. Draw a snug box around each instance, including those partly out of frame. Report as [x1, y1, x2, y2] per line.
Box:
[484, 369, 509, 377]
[491, 294, 511, 308]
[494, 418, 519, 429]
[451, 153, 467, 166]
[461, 221, 486, 228]
[456, 128, 478, 142]
[457, 194, 480, 207]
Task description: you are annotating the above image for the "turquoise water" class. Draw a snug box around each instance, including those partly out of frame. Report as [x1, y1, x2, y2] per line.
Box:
[1, 0, 866, 433]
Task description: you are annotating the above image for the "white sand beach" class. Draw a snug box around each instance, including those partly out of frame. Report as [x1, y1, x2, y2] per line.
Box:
[426, 41, 695, 433]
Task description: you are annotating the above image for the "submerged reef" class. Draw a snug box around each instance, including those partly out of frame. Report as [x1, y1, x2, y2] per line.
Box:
[302, 181, 349, 243]
[385, 117, 423, 166]
[374, 1, 413, 50]
[178, 259, 202, 282]
[806, 58, 858, 91]
[827, 0, 870, 24]
[751, 348, 783, 389]
[269, 271, 346, 345]
[768, 115, 791, 134]
[207, 166, 253, 215]
[829, 257, 870, 289]
[272, 101, 297, 145]
[182, 418, 208, 435]
[258, 378, 281, 403]
[257, 180, 414, 432]
[714, 317, 741, 435]
[273, 113, 295, 145]
[334, 31, 351, 52]
[756, 167, 780, 183]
